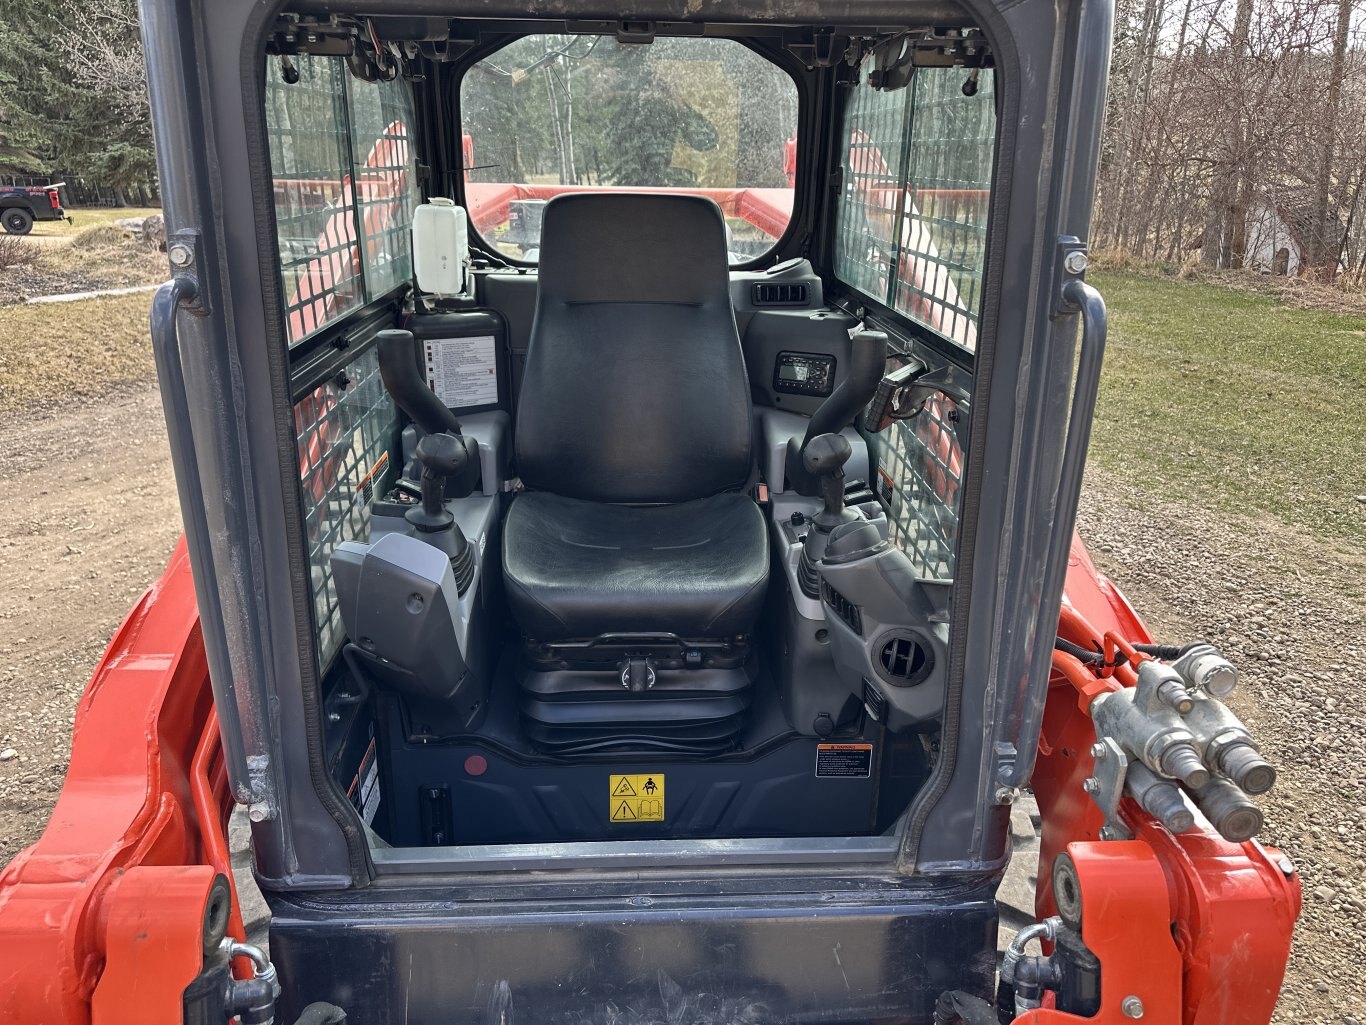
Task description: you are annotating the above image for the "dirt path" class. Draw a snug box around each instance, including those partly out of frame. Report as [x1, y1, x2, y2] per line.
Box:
[0, 386, 180, 862]
[1, 387, 1361, 1022]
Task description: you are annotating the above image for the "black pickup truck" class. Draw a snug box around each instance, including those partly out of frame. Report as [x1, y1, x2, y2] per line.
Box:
[1, 184, 69, 234]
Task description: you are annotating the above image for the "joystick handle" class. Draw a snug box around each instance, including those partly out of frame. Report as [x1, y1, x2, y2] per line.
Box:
[407, 432, 467, 532]
[803, 433, 854, 531]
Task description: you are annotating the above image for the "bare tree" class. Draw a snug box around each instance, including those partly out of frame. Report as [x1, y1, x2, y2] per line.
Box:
[1094, 0, 1366, 286]
[63, 0, 147, 119]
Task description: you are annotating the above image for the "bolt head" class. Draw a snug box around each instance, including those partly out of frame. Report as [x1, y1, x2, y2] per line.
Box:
[1099, 825, 1120, 841]
[1121, 995, 1145, 1018]
[994, 786, 1016, 805]
[1091, 741, 1107, 759]
[1064, 250, 1089, 275]
[168, 242, 194, 268]
[247, 802, 275, 823]
[1083, 777, 1100, 794]
[1277, 857, 1295, 877]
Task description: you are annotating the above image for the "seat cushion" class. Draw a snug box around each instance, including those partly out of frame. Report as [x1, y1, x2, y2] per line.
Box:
[503, 492, 769, 642]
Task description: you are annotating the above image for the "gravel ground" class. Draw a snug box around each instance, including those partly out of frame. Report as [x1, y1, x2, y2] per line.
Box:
[1077, 467, 1366, 1025]
[1, 384, 1362, 1021]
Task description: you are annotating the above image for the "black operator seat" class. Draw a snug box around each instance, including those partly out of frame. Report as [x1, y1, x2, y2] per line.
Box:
[503, 193, 769, 649]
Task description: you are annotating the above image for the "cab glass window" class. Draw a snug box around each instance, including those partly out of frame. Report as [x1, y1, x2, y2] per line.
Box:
[266, 55, 419, 345]
[460, 35, 798, 263]
[266, 55, 415, 664]
[834, 63, 996, 351]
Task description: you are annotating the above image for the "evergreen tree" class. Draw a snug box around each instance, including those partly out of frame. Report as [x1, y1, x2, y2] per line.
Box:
[0, 0, 155, 200]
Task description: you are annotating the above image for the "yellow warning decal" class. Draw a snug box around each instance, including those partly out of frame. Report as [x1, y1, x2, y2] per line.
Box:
[609, 774, 665, 822]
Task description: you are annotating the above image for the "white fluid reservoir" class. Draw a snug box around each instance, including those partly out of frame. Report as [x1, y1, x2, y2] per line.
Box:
[412, 198, 469, 296]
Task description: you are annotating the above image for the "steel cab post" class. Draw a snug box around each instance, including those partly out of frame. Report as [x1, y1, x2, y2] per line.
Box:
[111, 0, 1294, 1021]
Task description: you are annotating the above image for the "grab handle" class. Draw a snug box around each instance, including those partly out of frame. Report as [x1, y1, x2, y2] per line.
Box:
[1005, 276, 1108, 788]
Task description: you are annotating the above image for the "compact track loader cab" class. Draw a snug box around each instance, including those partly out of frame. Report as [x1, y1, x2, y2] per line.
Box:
[0, 0, 1303, 1022]
[286, 24, 982, 853]
[331, 189, 935, 846]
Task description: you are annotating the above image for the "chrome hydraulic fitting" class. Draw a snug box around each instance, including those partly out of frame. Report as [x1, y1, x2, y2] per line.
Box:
[1000, 916, 1064, 1016]
[222, 939, 282, 1025]
[1172, 643, 1238, 698]
[1123, 762, 1194, 834]
[1133, 660, 1194, 716]
[1192, 775, 1264, 843]
[1090, 681, 1210, 789]
[1087, 643, 1274, 843]
[1184, 694, 1276, 795]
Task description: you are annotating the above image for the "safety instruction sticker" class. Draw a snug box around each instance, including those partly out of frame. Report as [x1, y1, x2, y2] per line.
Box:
[876, 465, 896, 504]
[355, 450, 390, 505]
[815, 743, 873, 778]
[347, 737, 381, 825]
[424, 334, 499, 408]
[609, 774, 665, 822]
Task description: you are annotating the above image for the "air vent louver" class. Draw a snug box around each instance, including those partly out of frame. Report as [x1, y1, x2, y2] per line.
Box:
[863, 679, 888, 723]
[752, 282, 809, 307]
[876, 632, 932, 688]
[821, 581, 862, 635]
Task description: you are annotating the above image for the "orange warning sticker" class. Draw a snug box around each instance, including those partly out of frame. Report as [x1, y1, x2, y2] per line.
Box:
[609, 774, 665, 822]
[815, 743, 873, 778]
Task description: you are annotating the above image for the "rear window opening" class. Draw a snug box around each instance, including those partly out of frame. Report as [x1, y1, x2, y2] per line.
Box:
[259, 15, 993, 873]
[460, 35, 799, 265]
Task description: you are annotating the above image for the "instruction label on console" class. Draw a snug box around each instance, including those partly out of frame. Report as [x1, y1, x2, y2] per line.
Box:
[423, 334, 498, 408]
[815, 743, 873, 778]
[609, 774, 665, 822]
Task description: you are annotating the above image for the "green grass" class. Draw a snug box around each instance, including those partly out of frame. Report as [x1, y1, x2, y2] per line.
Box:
[1088, 270, 1366, 548]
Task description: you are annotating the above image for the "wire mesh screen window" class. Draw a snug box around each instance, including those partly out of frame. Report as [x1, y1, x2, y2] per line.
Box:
[295, 348, 396, 668]
[868, 396, 964, 582]
[266, 56, 419, 345]
[834, 64, 996, 351]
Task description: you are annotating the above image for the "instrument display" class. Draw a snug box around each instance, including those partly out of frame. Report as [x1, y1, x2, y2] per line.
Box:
[773, 351, 836, 396]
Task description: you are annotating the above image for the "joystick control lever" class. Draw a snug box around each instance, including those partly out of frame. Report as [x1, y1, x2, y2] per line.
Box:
[405, 433, 476, 594]
[803, 433, 856, 532]
[796, 432, 858, 599]
[407, 433, 467, 532]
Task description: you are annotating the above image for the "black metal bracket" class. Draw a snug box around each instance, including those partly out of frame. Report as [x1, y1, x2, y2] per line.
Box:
[1052, 235, 1090, 318]
[165, 229, 206, 316]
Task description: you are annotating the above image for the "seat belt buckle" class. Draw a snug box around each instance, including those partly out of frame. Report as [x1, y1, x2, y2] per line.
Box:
[752, 482, 769, 506]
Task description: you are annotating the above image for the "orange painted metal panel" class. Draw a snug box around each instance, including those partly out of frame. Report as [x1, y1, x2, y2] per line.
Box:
[0, 541, 232, 1024]
[1024, 534, 1302, 1023]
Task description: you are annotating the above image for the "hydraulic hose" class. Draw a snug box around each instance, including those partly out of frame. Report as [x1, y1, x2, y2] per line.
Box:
[1133, 642, 1203, 659]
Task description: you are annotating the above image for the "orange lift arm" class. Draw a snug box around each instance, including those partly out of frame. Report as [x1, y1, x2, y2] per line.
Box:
[0, 540, 241, 1024]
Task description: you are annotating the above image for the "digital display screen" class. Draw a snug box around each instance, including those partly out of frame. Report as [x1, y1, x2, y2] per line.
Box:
[774, 351, 834, 396]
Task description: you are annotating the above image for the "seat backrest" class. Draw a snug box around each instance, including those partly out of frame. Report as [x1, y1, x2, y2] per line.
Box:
[514, 193, 752, 504]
